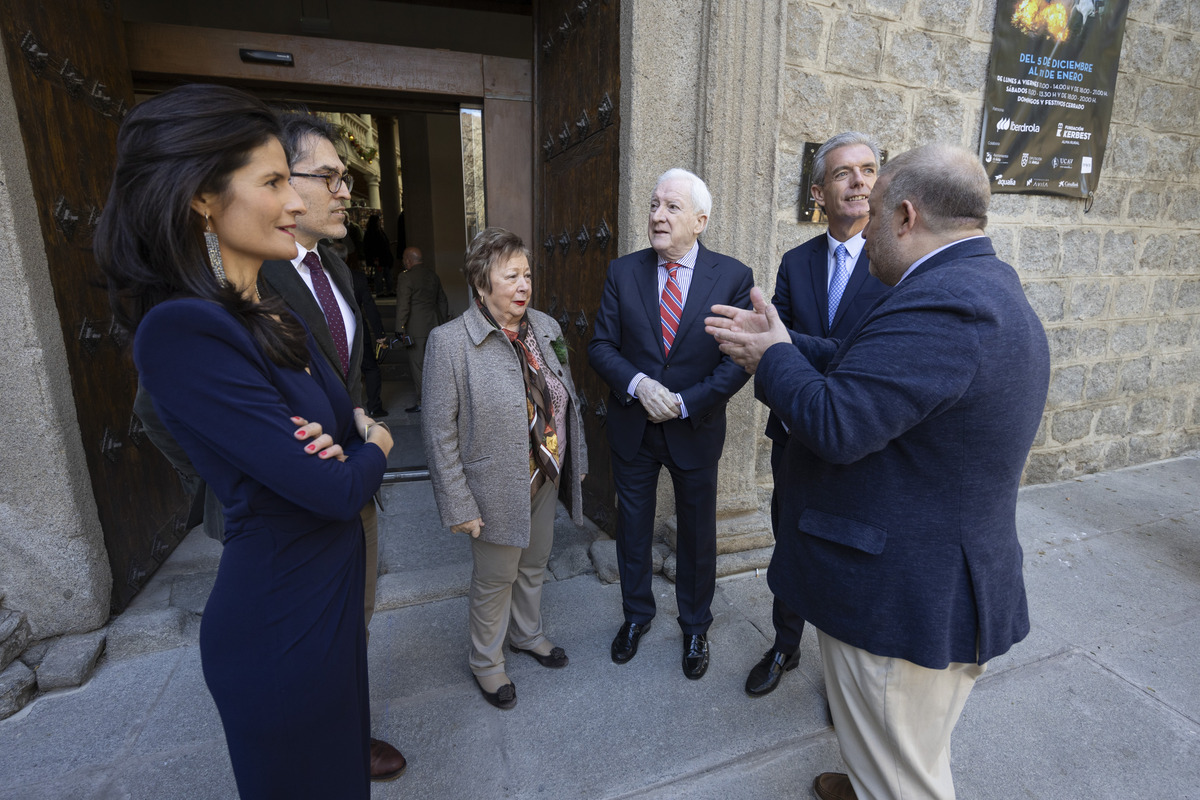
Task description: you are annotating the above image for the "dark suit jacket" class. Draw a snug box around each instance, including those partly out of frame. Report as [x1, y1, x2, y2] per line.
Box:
[588, 243, 753, 470]
[259, 242, 365, 407]
[755, 237, 1050, 669]
[395, 264, 448, 339]
[764, 232, 888, 443]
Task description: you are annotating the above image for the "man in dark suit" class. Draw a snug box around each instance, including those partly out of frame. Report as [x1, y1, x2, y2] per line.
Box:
[394, 246, 448, 413]
[259, 113, 406, 783]
[746, 132, 889, 697]
[707, 144, 1049, 800]
[588, 168, 753, 680]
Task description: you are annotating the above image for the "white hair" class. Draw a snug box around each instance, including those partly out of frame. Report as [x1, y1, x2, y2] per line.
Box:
[654, 168, 712, 218]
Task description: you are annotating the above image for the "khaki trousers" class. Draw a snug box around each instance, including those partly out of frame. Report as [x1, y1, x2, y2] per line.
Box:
[360, 500, 378, 635]
[817, 629, 985, 800]
[468, 482, 557, 677]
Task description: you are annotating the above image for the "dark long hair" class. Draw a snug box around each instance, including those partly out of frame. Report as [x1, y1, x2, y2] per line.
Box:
[94, 84, 307, 368]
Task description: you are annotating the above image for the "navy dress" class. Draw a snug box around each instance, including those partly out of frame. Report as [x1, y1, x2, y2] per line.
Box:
[135, 298, 385, 799]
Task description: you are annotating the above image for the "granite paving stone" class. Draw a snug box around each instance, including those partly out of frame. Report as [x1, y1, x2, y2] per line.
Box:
[34, 630, 106, 691]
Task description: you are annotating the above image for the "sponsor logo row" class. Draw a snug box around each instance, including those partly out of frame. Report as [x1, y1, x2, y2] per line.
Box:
[993, 117, 1093, 141]
[984, 153, 1092, 174]
[993, 174, 1081, 189]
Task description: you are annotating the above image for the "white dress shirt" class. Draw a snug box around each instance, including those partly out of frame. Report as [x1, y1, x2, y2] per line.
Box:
[825, 231, 867, 288]
[291, 243, 357, 352]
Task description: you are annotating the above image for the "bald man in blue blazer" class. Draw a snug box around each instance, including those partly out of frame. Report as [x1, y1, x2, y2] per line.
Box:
[589, 168, 752, 680]
[707, 145, 1049, 800]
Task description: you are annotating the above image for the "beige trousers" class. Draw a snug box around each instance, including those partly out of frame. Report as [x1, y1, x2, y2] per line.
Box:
[817, 629, 985, 800]
[468, 482, 557, 677]
[360, 500, 378, 635]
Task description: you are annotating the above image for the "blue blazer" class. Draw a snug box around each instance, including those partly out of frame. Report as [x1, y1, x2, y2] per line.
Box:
[755, 237, 1050, 669]
[764, 232, 888, 443]
[588, 243, 753, 470]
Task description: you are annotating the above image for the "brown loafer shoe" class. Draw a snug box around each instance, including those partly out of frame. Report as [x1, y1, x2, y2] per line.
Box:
[812, 772, 857, 800]
[369, 738, 407, 782]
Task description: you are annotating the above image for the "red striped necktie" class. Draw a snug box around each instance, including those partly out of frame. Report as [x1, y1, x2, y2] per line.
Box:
[660, 262, 684, 357]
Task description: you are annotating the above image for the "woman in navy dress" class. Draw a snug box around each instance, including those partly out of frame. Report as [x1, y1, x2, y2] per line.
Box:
[95, 85, 391, 799]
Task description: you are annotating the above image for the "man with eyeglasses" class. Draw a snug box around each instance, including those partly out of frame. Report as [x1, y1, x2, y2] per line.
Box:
[258, 111, 408, 783]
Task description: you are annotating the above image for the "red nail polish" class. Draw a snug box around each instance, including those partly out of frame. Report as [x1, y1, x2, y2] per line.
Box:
[295, 430, 305, 439]
[306, 443, 316, 452]
[318, 450, 328, 457]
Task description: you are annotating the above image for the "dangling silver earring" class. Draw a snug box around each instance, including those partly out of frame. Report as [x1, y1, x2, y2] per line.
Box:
[204, 212, 227, 285]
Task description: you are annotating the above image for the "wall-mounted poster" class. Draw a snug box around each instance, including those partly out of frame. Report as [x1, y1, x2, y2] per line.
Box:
[980, 0, 1129, 199]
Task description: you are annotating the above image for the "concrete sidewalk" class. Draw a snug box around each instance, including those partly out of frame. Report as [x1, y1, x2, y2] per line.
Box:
[2, 454, 1198, 799]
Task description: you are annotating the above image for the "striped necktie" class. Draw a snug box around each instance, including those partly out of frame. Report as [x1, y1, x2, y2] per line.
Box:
[660, 263, 684, 357]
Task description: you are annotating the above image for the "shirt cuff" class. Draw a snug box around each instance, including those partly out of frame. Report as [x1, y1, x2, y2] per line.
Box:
[628, 372, 648, 399]
[676, 393, 688, 418]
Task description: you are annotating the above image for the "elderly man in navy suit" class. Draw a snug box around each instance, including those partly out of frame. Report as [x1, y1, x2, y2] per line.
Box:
[746, 131, 889, 697]
[589, 168, 752, 680]
[707, 144, 1049, 800]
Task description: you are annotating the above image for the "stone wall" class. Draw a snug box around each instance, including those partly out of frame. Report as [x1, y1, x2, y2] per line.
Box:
[773, 0, 1200, 484]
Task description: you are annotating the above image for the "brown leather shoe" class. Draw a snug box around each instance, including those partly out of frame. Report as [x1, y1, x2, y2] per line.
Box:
[812, 772, 856, 800]
[370, 738, 407, 782]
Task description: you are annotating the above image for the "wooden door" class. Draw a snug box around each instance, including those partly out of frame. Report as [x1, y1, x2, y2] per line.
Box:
[535, 0, 620, 531]
[1, 0, 190, 612]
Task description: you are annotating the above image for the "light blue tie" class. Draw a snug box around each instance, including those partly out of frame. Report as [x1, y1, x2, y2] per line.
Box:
[828, 243, 850, 329]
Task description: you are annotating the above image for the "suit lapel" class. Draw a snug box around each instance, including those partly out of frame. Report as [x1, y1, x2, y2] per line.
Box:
[259, 257, 344, 379]
[830, 251, 871, 331]
[317, 244, 364, 375]
[808, 237, 832, 335]
[670, 243, 717, 357]
[637, 250, 663, 358]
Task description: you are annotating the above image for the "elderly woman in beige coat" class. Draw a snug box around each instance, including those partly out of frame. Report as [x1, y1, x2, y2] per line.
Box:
[422, 227, 587, 710]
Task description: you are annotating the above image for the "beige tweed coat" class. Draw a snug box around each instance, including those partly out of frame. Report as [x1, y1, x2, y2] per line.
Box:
[421, 303, 588, 549]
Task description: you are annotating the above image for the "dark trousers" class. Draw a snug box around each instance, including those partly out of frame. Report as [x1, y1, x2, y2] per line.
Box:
[769, 439, 806, 654]
[612, 423, 718, 636]
[361, 338, 382, 413]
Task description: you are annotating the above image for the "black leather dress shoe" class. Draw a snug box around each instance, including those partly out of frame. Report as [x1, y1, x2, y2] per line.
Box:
[610, 621, 650, 664]
[405, 404, 421, 413]
[682, 634, 709, 680]
[745, 648, 800, 696]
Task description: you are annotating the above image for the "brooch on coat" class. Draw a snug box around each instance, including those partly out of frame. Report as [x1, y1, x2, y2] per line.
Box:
[551, 335, 570, 365]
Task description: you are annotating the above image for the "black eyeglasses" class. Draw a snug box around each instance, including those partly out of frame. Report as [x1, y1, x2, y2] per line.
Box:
[291, 171, 354, 194]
